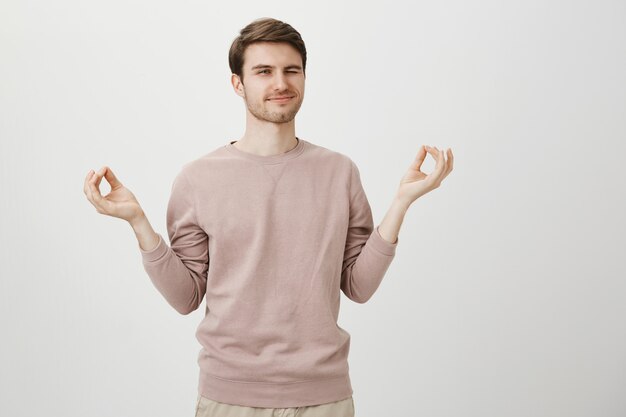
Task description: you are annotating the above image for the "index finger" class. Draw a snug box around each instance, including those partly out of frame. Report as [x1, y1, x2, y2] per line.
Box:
[425, 146, 447, 182]
[409, 145, 428, 171]
[103, 166, 122, 188]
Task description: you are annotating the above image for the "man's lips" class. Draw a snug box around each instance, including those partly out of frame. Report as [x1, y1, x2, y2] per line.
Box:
[268, 96, 294, 102]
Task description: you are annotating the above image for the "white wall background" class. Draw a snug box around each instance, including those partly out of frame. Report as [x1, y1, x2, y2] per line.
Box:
[1, 1, 625, 416]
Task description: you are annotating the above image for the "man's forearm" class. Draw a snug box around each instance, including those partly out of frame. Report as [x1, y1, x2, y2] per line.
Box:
[377, 198, 409, 244]
[129, 212, 160, 252]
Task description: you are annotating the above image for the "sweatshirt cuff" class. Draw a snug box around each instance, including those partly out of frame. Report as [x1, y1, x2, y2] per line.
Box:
[368, 225, 398, 256]
[139, 233, 168, 262]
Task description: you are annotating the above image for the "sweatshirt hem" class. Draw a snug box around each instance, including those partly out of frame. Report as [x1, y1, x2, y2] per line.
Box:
[198, 370, 353, 408]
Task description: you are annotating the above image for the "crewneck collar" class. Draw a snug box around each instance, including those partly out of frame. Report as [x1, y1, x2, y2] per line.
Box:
[225, 137, 306, 164]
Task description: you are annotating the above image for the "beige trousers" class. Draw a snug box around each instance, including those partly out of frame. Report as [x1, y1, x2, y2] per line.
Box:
[194, 394, 355, 417]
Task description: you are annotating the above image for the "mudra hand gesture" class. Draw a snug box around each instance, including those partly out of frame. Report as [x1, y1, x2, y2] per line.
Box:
[83, 166, 145, 224]
[396, 145, 454, 206]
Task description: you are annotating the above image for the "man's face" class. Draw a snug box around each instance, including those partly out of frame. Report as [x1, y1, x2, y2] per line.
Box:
[233, 42, 305, 124]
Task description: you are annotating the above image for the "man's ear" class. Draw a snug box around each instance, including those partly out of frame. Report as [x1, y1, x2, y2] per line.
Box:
[231, 73, 245, 98]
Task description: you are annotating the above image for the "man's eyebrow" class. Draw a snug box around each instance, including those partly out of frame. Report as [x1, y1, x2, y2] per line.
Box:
[250, 64, 303, 71]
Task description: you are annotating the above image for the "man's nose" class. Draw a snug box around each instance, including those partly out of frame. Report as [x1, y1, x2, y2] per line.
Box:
[272, 73, 289, 90]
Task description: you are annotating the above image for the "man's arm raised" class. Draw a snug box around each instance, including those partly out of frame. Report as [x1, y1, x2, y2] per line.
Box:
[83, 165, 159, 251]
[378, 145, 454, 242]
[83, 166, 208, 315]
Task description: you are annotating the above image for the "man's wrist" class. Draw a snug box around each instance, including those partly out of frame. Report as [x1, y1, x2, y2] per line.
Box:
[129, 211, 148, 230]
[392, 196, 412, 212]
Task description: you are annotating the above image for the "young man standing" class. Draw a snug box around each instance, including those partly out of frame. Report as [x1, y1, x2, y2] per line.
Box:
[84, 17, 453, 417]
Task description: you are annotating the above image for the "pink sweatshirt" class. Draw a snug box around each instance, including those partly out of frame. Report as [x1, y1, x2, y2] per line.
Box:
[139, 138, 398, 408]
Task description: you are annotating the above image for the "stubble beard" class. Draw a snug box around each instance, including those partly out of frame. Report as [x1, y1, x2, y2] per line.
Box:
[244, 94, 302, 124]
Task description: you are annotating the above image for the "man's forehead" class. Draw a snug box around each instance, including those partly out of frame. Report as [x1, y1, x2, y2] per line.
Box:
[245, 43, 301, 68]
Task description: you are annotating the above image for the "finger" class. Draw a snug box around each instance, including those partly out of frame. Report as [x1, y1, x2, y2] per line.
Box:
[94, 166, 107, 190]
[88, 174, 113, 213]
[426, 145, 441, 158]
[84, 172, 102, 210]
[103, 166, 122, 188]
[86, 168, 112, 211]
[83, 170, 94, 196]
[424, 146, 446, 187]
[85, 170, 100, 200]
[443, 148, 454, 178]
[409, 145, 428, 171]
[424, 146, 443, 185]
[88, 169, 105, 203]
[439, 154, 451, 181]
[433, 146, 447, 177]
[424, 145, 441, 170]
[85, 188, 99, 210]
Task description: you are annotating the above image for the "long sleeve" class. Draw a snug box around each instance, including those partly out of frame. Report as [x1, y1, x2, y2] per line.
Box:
[138, 169, 209, 315]
[340, 159, 398, 303]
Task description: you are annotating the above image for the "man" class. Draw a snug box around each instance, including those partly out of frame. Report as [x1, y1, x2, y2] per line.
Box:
[83, 17, 453, 417]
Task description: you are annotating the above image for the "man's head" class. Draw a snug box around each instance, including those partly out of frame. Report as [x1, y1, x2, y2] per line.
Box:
[229, 17, 307, 124]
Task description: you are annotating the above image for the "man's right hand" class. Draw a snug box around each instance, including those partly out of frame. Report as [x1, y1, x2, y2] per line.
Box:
[83, 166, 145, 225]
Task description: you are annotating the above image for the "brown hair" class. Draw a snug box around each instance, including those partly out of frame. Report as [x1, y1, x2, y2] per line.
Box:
[228, 17, 307, 84]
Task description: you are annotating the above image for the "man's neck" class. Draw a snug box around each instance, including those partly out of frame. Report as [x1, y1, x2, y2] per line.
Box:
[233, 135, 299, 157]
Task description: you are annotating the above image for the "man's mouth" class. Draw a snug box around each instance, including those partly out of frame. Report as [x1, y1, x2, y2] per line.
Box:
[268, 96, 294, 102]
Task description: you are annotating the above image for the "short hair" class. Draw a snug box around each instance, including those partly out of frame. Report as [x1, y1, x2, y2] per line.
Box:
[228, 17, 307, 84]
